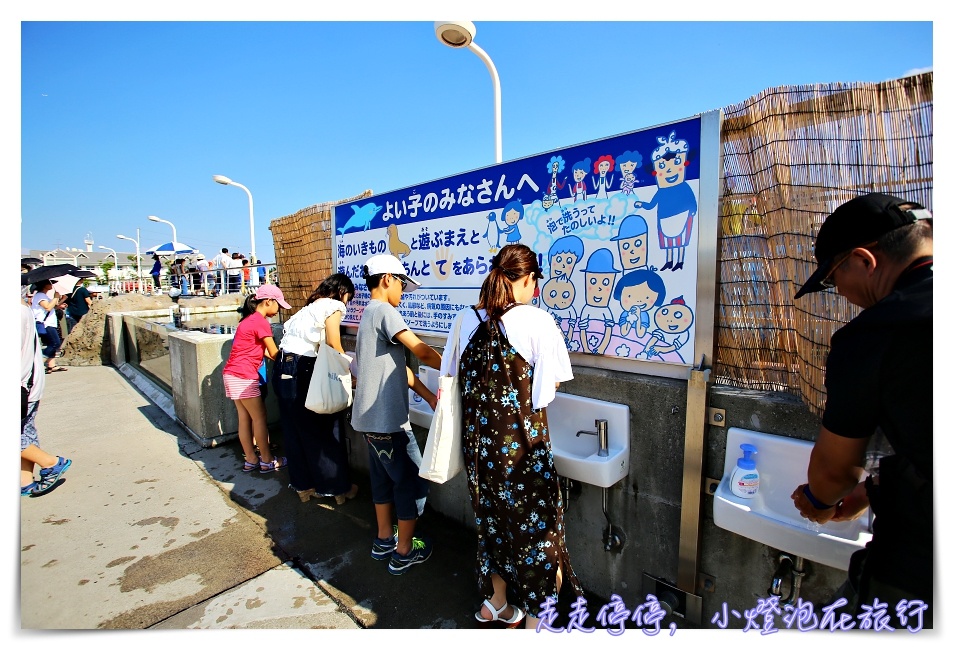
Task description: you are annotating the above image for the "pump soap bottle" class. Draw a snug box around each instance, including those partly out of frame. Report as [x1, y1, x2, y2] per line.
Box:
[730, 443, 759, 498]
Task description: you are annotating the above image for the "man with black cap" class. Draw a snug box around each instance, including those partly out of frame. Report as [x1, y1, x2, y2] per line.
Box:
[790, 192, 933, 627]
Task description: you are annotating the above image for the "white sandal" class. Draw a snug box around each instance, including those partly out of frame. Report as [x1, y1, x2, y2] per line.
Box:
[474, 598, 525, 627]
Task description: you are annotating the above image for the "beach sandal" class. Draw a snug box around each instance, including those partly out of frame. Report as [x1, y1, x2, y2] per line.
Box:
[259, 456, 288, 473]
[295, 487, 317, 502]
[474, 599, 525, 628]
[242, 457, 260, 473]
[46, 366, 67, 373]
[334, 484, 359, 505]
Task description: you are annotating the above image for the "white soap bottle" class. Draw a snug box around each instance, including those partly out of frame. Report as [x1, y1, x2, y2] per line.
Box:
[730, 443, 759, 498]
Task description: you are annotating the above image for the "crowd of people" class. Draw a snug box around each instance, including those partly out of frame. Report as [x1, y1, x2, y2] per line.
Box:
[158, 247, 266, 297]
[222, 246, 579, 627]
[221, 190, 933, 628]
[21, 190, 932, 627]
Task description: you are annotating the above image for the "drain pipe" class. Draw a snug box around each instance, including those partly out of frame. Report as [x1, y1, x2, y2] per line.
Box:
[768, 553, 805, 606]
[602, 486, 625, 552]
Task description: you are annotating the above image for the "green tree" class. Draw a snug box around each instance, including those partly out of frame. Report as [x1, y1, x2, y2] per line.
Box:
[99, 260, 115, 280]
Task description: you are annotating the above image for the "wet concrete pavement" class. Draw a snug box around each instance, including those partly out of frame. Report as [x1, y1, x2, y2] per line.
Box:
[17, 365, 510, 630]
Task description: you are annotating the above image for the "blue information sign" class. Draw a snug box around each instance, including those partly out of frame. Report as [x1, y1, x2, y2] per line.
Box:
[336, 114, 714, 366]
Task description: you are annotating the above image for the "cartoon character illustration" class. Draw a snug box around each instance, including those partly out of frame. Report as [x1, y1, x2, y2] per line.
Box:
[498, 200, 525, 244]
[569, 158, 591, 202]
[610, 214, 649, 271]
[635, 295, 694, 362]
[577, 248, 620, 356]
[337, 202, 383, 234]
[387, 224, 411, 258]
[632, 130, 698, 271]
[541, 276, 578, 346]
[592, 154, 615, 200]
[617, 150, 643, 195]
[482, 211, 502, 252]
[547, 235, 584, 280]
[542, 155, 567, 211]
[613, 267, 666, 340]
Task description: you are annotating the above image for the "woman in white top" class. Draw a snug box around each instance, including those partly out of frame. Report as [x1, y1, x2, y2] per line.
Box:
[440, 244, 582, 629]
[274, 273, 359, 504]
[31, 280, 65, 373]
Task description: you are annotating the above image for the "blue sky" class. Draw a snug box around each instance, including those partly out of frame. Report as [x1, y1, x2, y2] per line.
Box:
[17, 16, 934, 260]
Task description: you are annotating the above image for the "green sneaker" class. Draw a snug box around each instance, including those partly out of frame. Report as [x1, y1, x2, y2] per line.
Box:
[388, 536, 433, 575]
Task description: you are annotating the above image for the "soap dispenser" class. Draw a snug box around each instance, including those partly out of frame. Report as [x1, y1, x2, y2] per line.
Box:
[730, 443, 759, 499]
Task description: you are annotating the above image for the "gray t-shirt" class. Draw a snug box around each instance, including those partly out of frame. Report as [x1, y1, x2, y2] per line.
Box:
[350, 299, 411, 433]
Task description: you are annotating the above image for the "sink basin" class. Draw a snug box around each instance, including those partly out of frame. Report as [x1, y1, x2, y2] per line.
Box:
[545, 392, 630, 488]
[408, 370, 630, 488]
[713, 427, 872, 570]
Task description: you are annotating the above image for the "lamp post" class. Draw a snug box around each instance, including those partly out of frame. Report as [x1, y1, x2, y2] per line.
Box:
[98, 246, 118, 282]
[147, 215, 178, 246]
[434, 21, 502, 163]
[212, 175, 257, 284]
[117, 229, 142, 294]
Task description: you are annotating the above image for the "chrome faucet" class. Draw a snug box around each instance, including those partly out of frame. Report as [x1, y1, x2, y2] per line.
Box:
[576, 419, 609, 457]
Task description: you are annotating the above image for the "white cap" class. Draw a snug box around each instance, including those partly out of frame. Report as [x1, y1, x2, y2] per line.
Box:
[363, 254, 420, 292]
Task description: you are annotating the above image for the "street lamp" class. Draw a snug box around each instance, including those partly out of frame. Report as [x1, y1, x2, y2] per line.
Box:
[117, 229, 142, 294]
[434, 21, 502, 163]
[98, 246, 118, 281]
[147, 215, 177, 245]
[212, 175, 257, 283]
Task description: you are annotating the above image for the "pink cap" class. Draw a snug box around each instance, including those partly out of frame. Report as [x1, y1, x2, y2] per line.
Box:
[254, 284, 291, 309]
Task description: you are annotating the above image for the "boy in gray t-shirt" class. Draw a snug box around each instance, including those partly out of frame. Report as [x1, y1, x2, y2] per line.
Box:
[352, 254, 441, 576]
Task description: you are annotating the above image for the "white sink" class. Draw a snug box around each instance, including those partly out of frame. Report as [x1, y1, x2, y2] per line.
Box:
[545, 392, 630, 488]
[713, 427, 872, 570]
[408, 371, 630, 488]
[408, 365, 438, 429]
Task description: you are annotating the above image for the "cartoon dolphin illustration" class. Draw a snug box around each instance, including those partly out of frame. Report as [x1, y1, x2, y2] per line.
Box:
[338, 203, 383, 234]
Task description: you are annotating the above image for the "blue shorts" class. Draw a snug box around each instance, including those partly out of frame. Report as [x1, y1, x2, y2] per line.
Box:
[363, 430, 429, 521]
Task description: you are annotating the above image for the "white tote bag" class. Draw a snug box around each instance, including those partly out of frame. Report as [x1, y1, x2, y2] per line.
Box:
[304, 343, 353, 414]
[419, 313, 465, 484]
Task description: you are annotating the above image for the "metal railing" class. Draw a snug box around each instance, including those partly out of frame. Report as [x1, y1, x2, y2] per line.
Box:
[107, 262, 276, 296]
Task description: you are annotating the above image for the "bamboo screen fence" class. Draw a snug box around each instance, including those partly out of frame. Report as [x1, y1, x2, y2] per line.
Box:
[268, 72, 932, 416]
[715, 71, 932, 415]
[269, 189, 372, 313]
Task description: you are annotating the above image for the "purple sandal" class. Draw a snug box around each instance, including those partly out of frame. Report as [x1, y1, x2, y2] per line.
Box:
[259, 456, 288, 473]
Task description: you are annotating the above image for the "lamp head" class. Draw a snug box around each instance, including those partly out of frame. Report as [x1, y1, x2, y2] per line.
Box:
[147, 215, 161, 223]
[213, 175, 233, 185]
[435, 21, 476, 48]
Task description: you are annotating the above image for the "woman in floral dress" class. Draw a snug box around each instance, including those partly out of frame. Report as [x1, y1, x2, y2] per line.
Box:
[440, 244, 582, 629]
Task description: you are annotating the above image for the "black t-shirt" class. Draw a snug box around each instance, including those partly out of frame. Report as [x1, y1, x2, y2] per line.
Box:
[66, 286, 92, 318]
[822, 257, 932, 599]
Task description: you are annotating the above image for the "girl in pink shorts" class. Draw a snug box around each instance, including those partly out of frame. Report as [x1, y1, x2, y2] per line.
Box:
[223, 285, 291, 473]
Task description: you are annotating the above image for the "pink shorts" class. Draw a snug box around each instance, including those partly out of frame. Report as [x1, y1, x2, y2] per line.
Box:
[223, 374, 261, 400]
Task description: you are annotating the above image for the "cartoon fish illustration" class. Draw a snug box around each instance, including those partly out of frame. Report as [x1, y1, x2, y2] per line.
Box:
[338, 203, 383, 234]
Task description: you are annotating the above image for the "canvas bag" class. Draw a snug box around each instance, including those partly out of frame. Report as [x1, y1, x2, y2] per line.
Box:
[304, 342, 353, 414]
[419, 312, 465, 484]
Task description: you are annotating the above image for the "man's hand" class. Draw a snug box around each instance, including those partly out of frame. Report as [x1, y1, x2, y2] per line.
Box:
[791, 484, 837, 525]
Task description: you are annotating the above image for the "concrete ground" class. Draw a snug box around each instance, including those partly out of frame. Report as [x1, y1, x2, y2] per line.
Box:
[17, 365, 566, 631]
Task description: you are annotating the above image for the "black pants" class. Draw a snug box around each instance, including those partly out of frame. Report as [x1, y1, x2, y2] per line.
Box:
[274, 353, 352, 495]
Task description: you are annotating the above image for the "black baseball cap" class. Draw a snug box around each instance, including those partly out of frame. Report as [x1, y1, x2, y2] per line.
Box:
[794, 192, 931, 299]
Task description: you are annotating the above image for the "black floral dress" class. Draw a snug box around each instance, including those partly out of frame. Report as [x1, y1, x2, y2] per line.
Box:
[459, 307, 582, 616]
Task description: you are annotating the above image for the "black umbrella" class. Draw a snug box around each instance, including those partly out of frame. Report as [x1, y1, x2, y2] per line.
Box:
[21, 264, 83, 286]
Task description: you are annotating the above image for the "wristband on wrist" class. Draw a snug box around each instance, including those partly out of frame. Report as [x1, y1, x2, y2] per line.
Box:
[802, 484, 835, 510]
